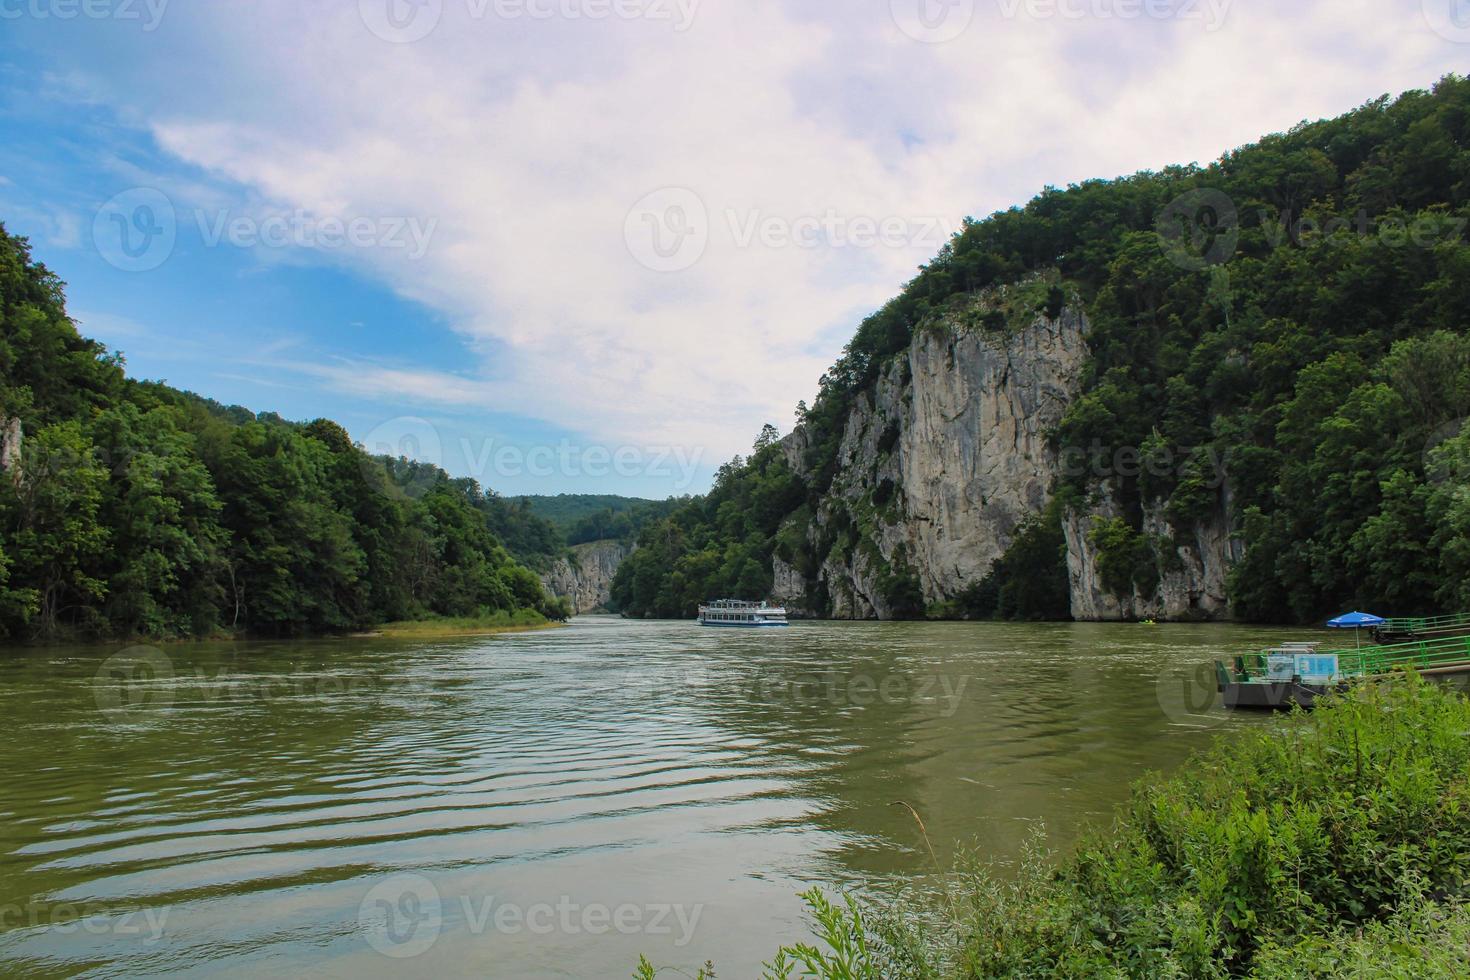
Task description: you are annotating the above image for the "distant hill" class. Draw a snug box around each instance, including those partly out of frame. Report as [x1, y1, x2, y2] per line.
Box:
[510, 494, 653, 529]
[511, 494, 683, 546]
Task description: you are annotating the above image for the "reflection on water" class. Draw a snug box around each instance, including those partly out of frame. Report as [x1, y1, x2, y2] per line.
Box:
[0, 618, 1295, 977]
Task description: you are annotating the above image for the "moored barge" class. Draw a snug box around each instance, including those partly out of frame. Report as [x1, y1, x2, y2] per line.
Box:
[1216, 632, 1470, 710]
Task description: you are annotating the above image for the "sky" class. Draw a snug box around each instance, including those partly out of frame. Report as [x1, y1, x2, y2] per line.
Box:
[0, 0, 1465, 497]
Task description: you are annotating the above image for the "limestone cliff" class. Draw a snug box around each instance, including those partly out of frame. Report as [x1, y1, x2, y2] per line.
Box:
[541, 539, 631, 614]
[1063, 487, 1240, 622]
[1, 417, 20, 477]
[773, 284, 1240, 622]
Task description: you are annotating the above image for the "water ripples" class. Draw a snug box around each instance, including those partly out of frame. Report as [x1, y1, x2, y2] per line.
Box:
[0, 618, 1292, 977]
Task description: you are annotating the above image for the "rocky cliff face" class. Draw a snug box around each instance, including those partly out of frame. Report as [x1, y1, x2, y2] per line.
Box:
[774, 287, 1239, 622]
[1, 417, 20, 477]
[542, 539, 631, 614]
[1063, 487, 1240, 622]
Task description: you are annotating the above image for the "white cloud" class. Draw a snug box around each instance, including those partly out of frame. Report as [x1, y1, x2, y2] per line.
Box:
[44, 0, 1470, 458]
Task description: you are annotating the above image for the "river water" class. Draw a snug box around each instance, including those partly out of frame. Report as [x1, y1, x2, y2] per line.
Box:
[0, 617, 1297, 978]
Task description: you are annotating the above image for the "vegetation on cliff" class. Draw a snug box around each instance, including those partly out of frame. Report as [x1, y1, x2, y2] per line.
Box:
[640, 677, 1470, 978]
[0, 226, 570, 641]
[615, 76, 1470, 623]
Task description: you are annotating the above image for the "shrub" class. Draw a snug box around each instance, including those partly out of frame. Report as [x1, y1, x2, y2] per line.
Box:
[643, 678, 1470, 978]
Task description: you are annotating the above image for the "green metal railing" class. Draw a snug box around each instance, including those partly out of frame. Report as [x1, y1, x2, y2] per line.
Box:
[1379, 611, 1470, 634]
[1342, 634, 1470, 676]
[1230, 634, 1470, 683]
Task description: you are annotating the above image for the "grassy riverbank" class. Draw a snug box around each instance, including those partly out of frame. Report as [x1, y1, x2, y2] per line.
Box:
[370, 609, 561, 638]
[646, 677, 1470, 978]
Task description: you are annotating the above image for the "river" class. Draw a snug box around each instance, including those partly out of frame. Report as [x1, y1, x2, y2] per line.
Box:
[0, 617, 1297, 977]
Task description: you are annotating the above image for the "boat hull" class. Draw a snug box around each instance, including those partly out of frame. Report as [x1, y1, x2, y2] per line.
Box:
[698, 621, 789, 628]
[1221, 680, 1334, 710]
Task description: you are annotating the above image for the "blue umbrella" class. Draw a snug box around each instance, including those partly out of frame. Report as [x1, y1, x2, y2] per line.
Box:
[1327, 611, 1386, 647]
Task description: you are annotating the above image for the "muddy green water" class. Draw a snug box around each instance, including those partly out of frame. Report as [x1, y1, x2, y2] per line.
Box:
[0, 618, 1300, 978]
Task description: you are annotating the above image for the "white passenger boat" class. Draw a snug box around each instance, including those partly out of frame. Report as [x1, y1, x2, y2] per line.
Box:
[697, 599, 789, 627]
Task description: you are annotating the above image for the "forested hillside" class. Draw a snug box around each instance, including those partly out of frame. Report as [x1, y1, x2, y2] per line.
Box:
[510, 493, 680, 545]
[612, 76, 1470, 623]
[0, 228, 570, 640]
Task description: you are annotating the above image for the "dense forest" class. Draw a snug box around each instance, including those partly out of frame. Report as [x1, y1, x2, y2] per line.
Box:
[0, 227, 574, 641]
[612, 76, 1470, 623]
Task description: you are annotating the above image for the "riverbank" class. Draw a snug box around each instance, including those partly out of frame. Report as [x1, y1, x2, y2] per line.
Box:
[687, 676, 1470, 978]
[368, 610, 562, 638]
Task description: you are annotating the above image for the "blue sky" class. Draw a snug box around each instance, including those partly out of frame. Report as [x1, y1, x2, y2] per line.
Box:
[1, 1, 1466, 497]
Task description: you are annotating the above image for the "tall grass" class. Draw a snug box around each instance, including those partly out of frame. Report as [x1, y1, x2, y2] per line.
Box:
[640, 676, 1470, 978]
[374, 607, 552, 637]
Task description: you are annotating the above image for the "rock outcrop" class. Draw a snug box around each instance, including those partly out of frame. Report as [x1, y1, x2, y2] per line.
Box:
[1063, 489, 1239, 622]
[541, 539, 631, 614]
[775, 283, 1240, 622]
[785, 296, 1090, 614]
[0, 417, 20, 478]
